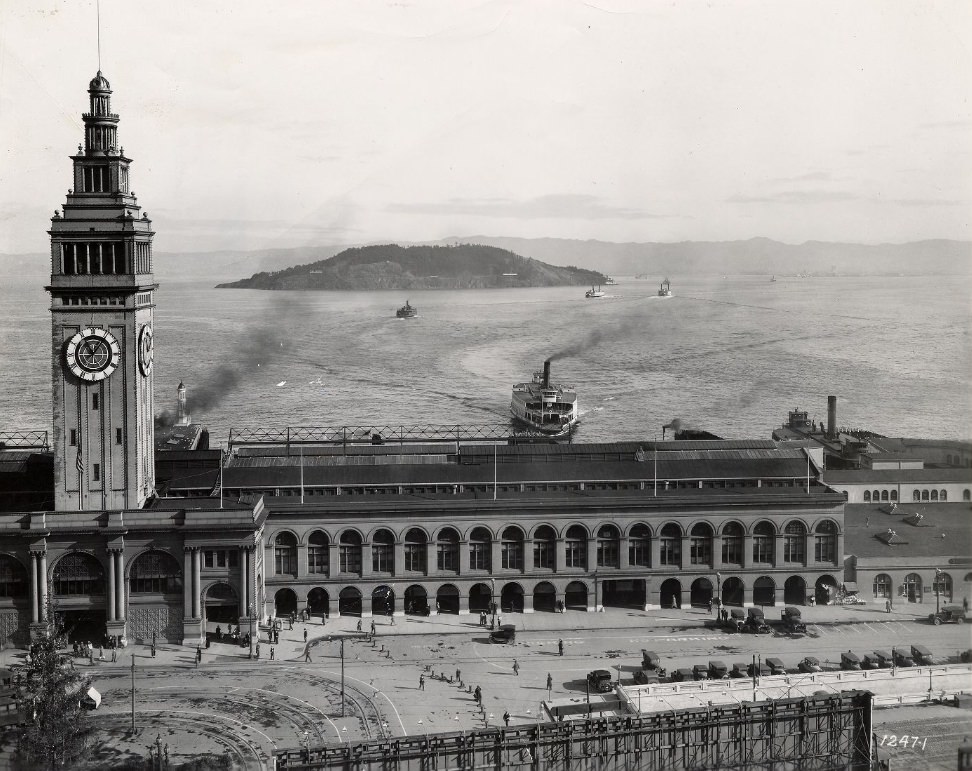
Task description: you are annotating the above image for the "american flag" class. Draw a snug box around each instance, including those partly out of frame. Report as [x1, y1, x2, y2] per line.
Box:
[76, 447, 83, 475]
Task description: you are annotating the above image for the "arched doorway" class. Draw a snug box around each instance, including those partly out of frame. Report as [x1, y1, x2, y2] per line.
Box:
[205, 582, 240, 626]
[404, 585, 429, 615]
[372, 585, 395, 616]
[436, 584, 459, 614]
[533, 581, 556, 612]
[753, 576, 776, 606]
[273, 587, 297, 617]
[128, 550, 184, 643]
[660, 578, 682, 609]
[815, 575, 839, 605]
[564, 581, 588, 610]
[307, 587, 329, 616]
[690, 577, 713, 607]
[602, 579, 645, 608]
[903, 573, 922, 603]
[501, 583, 524, 613]
[784, 576, 806, 605]
[469, 583, 492, 613]
[52, 552, 107, 644]
[339, 586, 362, 616]
[721, 577, 744, 607]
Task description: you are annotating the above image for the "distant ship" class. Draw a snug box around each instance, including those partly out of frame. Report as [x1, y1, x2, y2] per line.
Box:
[604, 276, 617, 285]
[770, 275, 777, 283]
[658, 278, 672, 297]
[510, 360, 578, 436]
[585, 286, 605, 298]
[396, 300, 417, 318]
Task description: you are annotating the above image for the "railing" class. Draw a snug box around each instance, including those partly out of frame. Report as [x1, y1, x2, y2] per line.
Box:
[0, 431, 49, 450]
[228, 424, 551, 448]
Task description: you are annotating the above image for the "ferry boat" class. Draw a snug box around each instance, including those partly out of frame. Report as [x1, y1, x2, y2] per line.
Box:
[510, 361, 578, 436]
[604, 276, 617, 285]
[658, 278, 672, 297]
[396, 300, 417, 318]
[585, 286, 605, 298]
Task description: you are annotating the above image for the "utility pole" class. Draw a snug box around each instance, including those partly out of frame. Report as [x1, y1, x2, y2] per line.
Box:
[341, 637, 345, 717]
[130, 651, 135, 734]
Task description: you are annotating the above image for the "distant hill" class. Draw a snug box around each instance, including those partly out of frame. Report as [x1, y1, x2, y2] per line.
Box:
[215, 243, 606, 290]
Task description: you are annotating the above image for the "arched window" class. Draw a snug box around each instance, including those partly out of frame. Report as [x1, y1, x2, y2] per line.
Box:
[964, 489, 971, 501]
[689, 523, 712, 566]
[469, 527, 492, 571]
[533, 525, 556, 570]
[659, 523, 681, 566]
[308, 531, 329, 574]
[629, 524, 650, 567]
[274, 532, 297, 576]
[53, 552, 105, 596]
[752, 521, 775, 564]
[596, 525, 620, 568]
[721, 522, 743, 565]
[783, 521, 806, 564]
[921, 490, 929, 501]
[0, 555, 28, 598]
[890, 490, 898, 501]
[501, 526, 524, 571]
[934, 571, 952, 602]
[129, 551, 182, 594]
[872, 573, 892, 599]
[814, 520, 837, 564]
[880, 490, 889, 501]
[565, 525, 587, 569]
[404, 528, 427, 573]
[940, 490, 947, 502]
[872, 490, 880, 502]
[436, 527, 460, 572]
[931, 490, 939, 501]
[903, 573, 922, 602]
[371, 529, 395, 574]
[339, 531, 362, 575]
[913, 490, 921, 502]
[863, 490, 871, 503]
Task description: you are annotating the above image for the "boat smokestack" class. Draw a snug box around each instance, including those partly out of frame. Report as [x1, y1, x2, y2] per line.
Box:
[177, 381, 191, 426]
[543, 360, 551, 388]
[827, 395, 837, 440]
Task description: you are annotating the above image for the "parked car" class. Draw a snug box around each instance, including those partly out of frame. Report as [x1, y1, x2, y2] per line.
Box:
[489, 624, 516, 644]
[671, 667, 695, 683]
[798, 656, 821, 673]
[693, 664, 710, 681]
[960, 649, 972, 663]
[633, 669, 661, 685]
[730, 662, 749, 678]
[861, 652, 882, 670]
[873, 650, 893, 668]
[747, 662, 771, 677]
[765, 657, 787, 675]
[893, 648, 914, 667]
[725, 608, 746, 632]
[929, 605, 967, 625]
[641, 650, 664, 673]
[781, 606, 807, 633]
[840, 651, 861, 670]
[744, 608, 771, 635]
[587, 669, 613, 693]
[708, 660, 729, 679]
[911, 644, 934, 665]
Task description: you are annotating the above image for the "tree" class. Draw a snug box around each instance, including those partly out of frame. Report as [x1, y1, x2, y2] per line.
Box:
[16, 604, 90, 769]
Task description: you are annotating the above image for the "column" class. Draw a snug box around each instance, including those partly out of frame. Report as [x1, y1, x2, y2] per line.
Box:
[115, 550, 125, 620]
[183, 548, 193, 619]
[523, 539, 534, 574]
[555, 539, 567, 573]
[522, 591, 534, 614]
[247, 547, 256, 614]
[39, 553, 48, 622]
[743, 535, 753, 570]
[774, 535, 785, 568]
[712, 536, 723, 571]
[586, 540, 598, 574]
[394, 542, 405, 578]
[107, 551, 116, 622]
[618, 537, 630, 570]
[804, 533, 814, 567]
[425, 542, 436, 577]
[491, 541, 502, 576]
[650, 538, 661, 571]
[239, 548, 249, 617]
[361, 542, 373, 578]
[836, 531, 845, 566]
[30, 554, 38, 624]
[327, 544, 339, 579]
[192, 548, 201, 619]
[680, 536, 691, 571]
[459, 541, 470, 574]
[297, 544, 308, 578]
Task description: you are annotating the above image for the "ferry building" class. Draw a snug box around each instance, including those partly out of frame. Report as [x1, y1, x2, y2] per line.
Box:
[0, 72, 962, 650]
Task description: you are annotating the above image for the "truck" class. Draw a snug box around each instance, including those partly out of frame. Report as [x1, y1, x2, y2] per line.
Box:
[743, 607, 771, 635]
[780, 606, 807, 633]
[929, 605, 968, 625]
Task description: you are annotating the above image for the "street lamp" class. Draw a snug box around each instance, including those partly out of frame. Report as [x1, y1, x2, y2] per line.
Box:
[593, 569, 599, 612]
[247, 603, 255, 660]
[490, 577, 496, 622]
[935, 568, 942, 616]
[716, 572, 722, 608]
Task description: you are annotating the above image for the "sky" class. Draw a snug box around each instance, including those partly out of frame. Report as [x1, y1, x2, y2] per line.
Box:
[0, 0, 969, 254]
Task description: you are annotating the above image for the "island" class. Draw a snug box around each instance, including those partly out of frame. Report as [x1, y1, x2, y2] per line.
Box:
[215, 243, 606, 290]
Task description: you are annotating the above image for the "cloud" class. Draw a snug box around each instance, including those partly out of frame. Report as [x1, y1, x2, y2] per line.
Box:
[727, 190, 859, 204]
[768, 171, 835, 183]
[386, 194, 670, 220]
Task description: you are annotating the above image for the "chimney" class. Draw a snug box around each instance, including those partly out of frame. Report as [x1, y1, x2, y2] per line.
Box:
[827, 395, 837, 440]
[543, 360, 551, 388]
[177, 381, 190, 426]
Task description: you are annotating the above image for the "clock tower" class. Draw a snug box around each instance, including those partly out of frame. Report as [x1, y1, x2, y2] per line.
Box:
[48, 72, 156, 511]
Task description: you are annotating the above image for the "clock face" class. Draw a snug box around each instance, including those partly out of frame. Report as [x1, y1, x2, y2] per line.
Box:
[65, 327, 121, 382]
[138, 325, 154, 376]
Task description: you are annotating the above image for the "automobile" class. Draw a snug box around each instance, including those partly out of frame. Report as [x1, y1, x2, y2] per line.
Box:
[641, 650, 664, 672]
[724, 608, 746, 632]
[586, 669, 613, 693]
[929, 605, 967, 625]
[692, 664, 710, 681]
[765, 657, 787, 675]
[489, 624, 516, 644]
[861, 652, 882, 670]
[892, 648, 914, 667]
[743, 608, 771, 635]
[911, 644, 934, 665]
[747, 662, 771, 677]
[960, 649, 972, 663]
[671, 667, 696, 683]
[840, 651, 861, 670]
[780, 606, 807, 633]
[797, 656, 821, 673]
[873, 650, 893, 668]
[730, 662, 750, 679]
[708, 660, 729, 679]
[633, 669, 661, 685]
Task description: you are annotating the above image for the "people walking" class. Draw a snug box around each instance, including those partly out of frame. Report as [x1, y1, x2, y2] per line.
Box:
[558, 639, 564, 656]
[456, 668, 461, 683]
[111, 646, 117, 663]
[885, 599, 891, 613]
[356, 619, 362, 632]
[270, 647, 275, 660]
[304, 645, 312, 662]
[474, 685, 481, 704]
[512, 659, 519, 676]
[419, 674, 425, 691]
[304, 629, 308, 642]
[546, 673, 553, 700]
[503, 710, 511, 727]
[370, 620, 376, 635]
[195, 645, 201, 667]
[256, 643, 261, 659]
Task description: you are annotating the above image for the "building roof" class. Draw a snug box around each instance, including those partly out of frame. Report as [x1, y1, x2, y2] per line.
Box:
[843, 503, 972, 559]
[823, 468, 972, 484]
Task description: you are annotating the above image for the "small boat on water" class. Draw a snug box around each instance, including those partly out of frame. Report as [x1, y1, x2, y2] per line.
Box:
[605, 276, 617, 285]
[396, 300, 417, 318]
[658, 278, 672, 297]
[770, 275, 777, 283]
[585, 286, 605, 298]
[510, 360, 578, 436]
